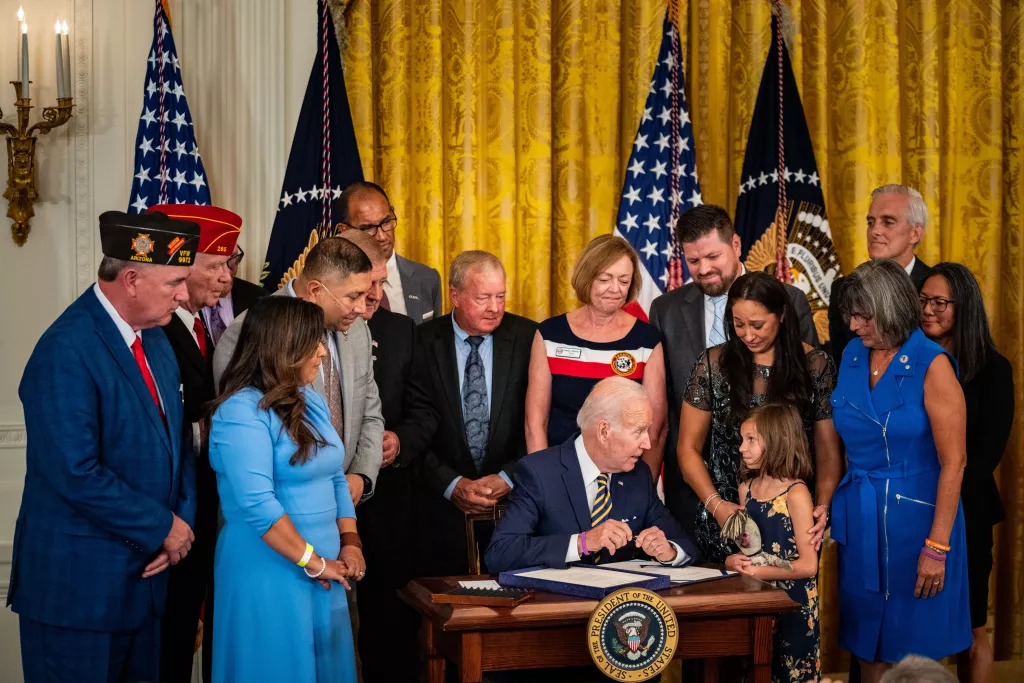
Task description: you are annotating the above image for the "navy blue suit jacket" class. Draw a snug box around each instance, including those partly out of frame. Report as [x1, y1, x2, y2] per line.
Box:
[485, 437, 701, 573]
[8, 287, 196, 632]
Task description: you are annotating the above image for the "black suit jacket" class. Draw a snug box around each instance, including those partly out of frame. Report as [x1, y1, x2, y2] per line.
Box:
[827, 258, 932, 367]
[648, 280, 818, 531]
[962, 350, 1014, 527]
[403, 311, 537, 575]
[229, 277, 267, 317]
[162, 314, 215, 425]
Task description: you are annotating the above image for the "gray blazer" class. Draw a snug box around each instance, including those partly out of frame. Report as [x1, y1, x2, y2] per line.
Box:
[212, 286, 384, 499]
[648, 280, 818, 475]
[396, 254, 442, 325]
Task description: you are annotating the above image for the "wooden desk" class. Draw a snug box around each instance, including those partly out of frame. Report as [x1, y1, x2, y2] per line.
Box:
[401, 574, 799, 683]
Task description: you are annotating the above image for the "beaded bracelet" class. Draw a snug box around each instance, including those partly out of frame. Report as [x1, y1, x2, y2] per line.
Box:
[925, 538, 951, 553]
[921, 547, 947, 562]
[303, 556, 327, 579]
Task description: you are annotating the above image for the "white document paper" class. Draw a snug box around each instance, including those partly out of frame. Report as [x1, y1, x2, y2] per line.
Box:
[599, 560, 736, 583]
[517, 566, 656, 589]
[458, 580, 503, 590]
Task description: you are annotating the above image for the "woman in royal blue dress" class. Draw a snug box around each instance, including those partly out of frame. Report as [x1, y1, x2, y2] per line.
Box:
[208, 296, 364, 683]
[830, 259, 971, 683]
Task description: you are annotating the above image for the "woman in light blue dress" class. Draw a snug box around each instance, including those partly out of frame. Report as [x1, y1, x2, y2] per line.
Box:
[208, 296, 363, 683]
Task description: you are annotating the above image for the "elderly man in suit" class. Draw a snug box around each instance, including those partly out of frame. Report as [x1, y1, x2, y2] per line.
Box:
[400, 250, 537, 577]
[827, 183, 934, 366]
[213, 237, 383, 507]
[648, 204, 818, 539]
[335, 181, 442, 325]
[486, 377, 700, 573]
[337, 230, 422, 682]
[149, 203, 241, 683]
[201, 243, 267, 347]
[9, 211, 199, 682]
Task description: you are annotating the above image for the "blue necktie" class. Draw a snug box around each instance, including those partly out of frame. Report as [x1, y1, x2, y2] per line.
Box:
[462, 335, 489, 470]
[709, 295, 727, 346]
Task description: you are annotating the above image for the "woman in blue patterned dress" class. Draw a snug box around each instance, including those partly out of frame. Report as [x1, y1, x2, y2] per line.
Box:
[725, 403, 820, 683]
[209, 297, 363, 683]
[830, 259, 970, 683]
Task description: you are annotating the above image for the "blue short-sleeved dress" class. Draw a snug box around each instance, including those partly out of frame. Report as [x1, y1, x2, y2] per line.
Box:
[209, 387, 357, 683]
[830, 328, 971, 662]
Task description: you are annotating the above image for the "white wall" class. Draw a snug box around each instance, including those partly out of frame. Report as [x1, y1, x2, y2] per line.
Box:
[0, 1, 316, 678]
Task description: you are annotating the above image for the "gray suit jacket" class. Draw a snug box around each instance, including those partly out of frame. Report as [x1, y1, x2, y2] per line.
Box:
[211, 286, 385, 499]
[648, 281, 818, 521]
[396, 254, 442, 325]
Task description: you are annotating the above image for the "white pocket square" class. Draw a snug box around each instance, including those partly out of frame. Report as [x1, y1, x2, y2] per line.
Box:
[422, 311, 434, 320]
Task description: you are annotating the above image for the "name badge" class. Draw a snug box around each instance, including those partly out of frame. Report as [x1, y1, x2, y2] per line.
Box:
[554, 346, 582, 359]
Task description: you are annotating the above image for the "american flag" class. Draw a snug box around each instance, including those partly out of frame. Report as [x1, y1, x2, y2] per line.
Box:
[615, 14, 702, 317]
[127, 0, 210, 213]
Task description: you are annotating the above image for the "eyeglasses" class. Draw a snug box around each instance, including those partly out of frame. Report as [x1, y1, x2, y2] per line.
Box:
[227, 246, 245, 270]
[351, 214, 398, 236]
[846, 311, 873, 324]
[919, 296, 955, 313]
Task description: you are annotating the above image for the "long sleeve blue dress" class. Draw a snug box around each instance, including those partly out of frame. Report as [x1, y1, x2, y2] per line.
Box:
[209, 387, 358, 683]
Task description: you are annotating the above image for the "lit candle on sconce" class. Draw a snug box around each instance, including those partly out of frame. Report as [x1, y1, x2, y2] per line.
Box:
[16, 7, 24, 81]
[55, 21, 65, 99]
[62, 21, 71, 98]
[21, 21, 29, 100]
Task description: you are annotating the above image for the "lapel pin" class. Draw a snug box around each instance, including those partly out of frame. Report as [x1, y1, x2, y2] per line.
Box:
[618, 480, 624, 486]
[899, 354, 908, 363]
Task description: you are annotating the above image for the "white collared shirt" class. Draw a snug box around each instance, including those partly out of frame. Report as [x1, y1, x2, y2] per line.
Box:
[383, 253, 408, 316]
[564, 435, 687, 565]
[174, 307, 203, 351]
[904, 256, 916, 276]
[703, 264, 746, 347]
[92, 283, 164, 409]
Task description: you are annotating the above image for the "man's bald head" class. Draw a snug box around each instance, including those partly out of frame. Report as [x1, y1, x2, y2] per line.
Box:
[336, 181, 397, 260]
[577, 377, 653, 474]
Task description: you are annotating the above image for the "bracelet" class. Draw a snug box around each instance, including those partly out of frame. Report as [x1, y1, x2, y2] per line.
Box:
[711, 499, 725, 518]
[303, 556, 327, 579]
[580, 532, 590, 556]
[704, 492, 722, 508]
[921, 547, 947, 562]
[297, 543, 314, 568]
[925, 538, 951, 553]
[341, 532, 363, 550]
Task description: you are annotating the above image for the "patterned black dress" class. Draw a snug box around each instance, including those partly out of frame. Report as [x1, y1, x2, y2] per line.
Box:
[683, 346, 835, 563]
[744, 483, 821, 683]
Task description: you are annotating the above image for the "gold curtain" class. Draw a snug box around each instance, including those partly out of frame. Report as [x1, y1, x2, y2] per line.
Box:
[341, 0, 1024, 667]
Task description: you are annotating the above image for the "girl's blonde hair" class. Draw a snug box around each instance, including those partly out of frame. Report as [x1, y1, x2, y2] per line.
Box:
[740, 403, 813, 482]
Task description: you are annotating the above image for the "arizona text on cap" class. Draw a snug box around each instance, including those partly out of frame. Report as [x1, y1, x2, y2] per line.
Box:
[148, 204, 242, 256]
[98, 211, 201, 266]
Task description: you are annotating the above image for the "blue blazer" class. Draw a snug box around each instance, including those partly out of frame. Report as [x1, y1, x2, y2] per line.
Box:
[8, 287, 196, 632]
[485, 437, 701, 573]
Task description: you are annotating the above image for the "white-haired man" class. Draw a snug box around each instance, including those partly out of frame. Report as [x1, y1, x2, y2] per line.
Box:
[828, 184, 934, 364]
[485, 377, 700, 573]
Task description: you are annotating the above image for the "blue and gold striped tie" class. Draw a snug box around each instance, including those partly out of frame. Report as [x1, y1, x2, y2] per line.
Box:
[591, 473, 612, 526]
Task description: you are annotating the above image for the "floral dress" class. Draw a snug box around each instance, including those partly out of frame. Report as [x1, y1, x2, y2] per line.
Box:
[745, 483, 820, 683]
[683, 346, 835, 562]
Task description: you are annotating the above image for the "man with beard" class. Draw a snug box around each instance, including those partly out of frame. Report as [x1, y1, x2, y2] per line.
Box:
[648, 204, 818, 537]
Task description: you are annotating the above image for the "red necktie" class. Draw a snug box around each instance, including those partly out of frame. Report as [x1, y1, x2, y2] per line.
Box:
[380, 290, 391, 312]
[193, 316, 208, 360]
[131, 336, 165, 422]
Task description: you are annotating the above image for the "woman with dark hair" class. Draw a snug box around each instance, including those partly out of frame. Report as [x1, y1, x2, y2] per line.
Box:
[209, 296, 362, 683]
[830, 259, 970, 683]
[920, 263, 1014, 683]
[677, 271, 841, 563]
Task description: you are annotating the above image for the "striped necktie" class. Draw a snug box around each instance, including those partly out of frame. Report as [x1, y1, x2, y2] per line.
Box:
[591, 473, 612, 526]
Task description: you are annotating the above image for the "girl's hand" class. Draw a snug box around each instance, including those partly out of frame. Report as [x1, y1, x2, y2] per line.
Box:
[725, 553, 753, 574]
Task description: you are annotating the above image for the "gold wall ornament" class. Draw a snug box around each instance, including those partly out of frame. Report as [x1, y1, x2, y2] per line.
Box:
[0, 81, 74, 246]
[275, 228, 320, 290]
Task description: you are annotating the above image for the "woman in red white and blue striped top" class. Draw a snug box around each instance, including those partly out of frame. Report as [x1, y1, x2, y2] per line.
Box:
[525, 235, 667, 475]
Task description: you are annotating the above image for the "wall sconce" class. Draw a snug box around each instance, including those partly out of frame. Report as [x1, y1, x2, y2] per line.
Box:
[1, 12, 74, 246]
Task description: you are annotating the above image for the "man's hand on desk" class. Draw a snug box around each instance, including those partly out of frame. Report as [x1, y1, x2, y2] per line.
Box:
[635, 526, 677, 563]
[581, 519, 633, 556]
[451, 478, 500, 515]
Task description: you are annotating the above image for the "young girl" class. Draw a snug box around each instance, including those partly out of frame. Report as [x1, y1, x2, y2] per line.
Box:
[725, 402, 820, 683]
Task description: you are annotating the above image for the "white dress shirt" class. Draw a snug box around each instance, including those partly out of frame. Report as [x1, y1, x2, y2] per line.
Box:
[703, 264, 746, 347]
[904, 256, 916, 276]
[174, 307, 203, 350]
[383, 253, 408, 316]
[93, 283, 164, 410]
[564, 435, 688, 565]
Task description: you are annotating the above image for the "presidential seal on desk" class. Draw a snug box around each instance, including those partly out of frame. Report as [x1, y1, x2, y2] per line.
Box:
[587, 587, 678, 681]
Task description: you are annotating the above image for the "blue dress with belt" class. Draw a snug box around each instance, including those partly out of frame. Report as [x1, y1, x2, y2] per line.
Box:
[209, 387, 357, 683]
[830, 328, 970, 662]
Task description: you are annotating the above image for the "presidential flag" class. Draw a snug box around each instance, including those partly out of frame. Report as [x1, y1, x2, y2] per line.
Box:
[614, 13, 702, 319]
[734, 10, 839, 342]
[261, 0, 363, 291]
[128, 0, 210, 213]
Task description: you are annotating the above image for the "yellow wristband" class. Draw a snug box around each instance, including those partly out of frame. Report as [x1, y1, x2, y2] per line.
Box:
[297, 543, 314, 567]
